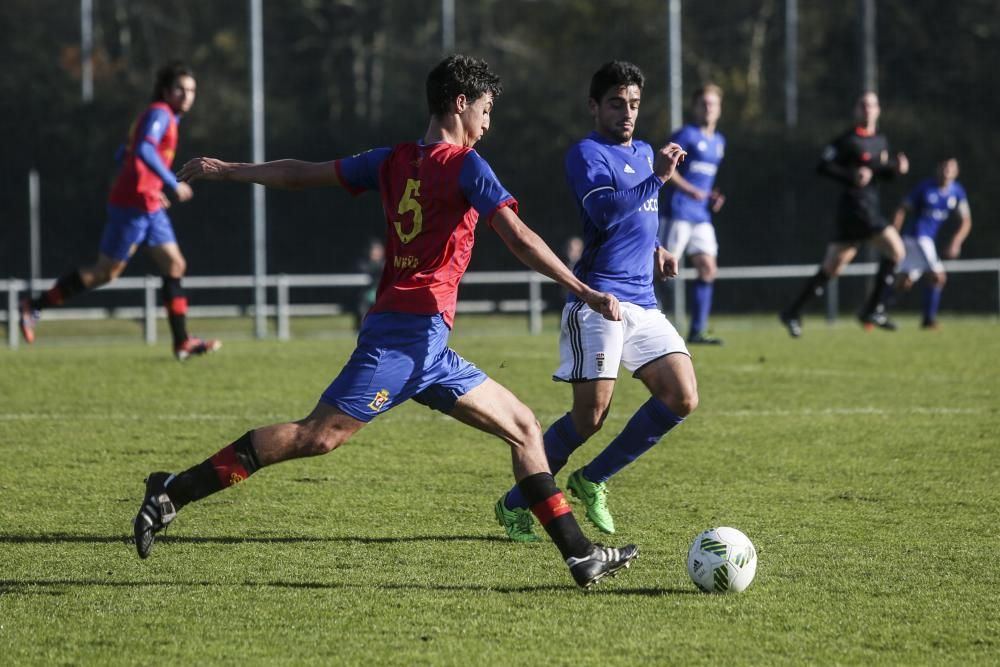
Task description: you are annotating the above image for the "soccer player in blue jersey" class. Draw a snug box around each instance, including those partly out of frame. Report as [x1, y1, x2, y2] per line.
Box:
[495, 61, 696, 540]
[892, 157, 972, 329]
[780, 91, 909, 336]
[18, 62, 220, 360]
[660, 84, 727, 345]
[133, 55, 639, 589]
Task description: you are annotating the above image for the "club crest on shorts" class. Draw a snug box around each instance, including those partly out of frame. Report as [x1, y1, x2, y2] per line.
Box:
[595, 352, 606, 373]
[368, 388, 390, 412]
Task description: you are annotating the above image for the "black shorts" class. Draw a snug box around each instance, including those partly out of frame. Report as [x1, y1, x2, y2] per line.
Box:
[833, 215, 887, 244]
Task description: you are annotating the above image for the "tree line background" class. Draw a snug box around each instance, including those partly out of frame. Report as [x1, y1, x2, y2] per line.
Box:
[1, 0, 998, 314]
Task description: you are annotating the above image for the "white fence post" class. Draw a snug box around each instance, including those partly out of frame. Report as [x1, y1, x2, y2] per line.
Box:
[528, 274, 542, 335]
[144, 275, 157, 345]
[7, 280, 20, 350]
[277, 274, 290, 341]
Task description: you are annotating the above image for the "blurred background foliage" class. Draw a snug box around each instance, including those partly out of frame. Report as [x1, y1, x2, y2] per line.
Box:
[2, 0, 997, 311]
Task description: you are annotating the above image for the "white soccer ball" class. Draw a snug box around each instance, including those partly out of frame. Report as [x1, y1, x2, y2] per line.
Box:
[687, 526, 758, 594]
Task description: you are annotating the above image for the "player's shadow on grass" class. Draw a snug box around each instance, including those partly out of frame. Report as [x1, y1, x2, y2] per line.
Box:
[0, 578, 693, 597]
[0, 533, 509, 545]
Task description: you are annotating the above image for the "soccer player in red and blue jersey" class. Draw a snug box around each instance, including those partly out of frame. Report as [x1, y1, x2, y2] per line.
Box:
[19, 62, 220, 360]
[892, 157, 972, 329]
[494, 61, 697, 541]
[133, 55, 639, 588]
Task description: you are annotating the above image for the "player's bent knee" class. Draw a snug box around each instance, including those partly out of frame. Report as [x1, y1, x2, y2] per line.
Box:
[296, 424, 350, 456]
[667, 390, 698, 418]
[518, 414, 544, 446]
[576, 410, 606, 439]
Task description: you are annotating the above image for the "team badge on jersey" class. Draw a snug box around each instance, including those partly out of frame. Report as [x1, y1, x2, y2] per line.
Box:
[368, 389, 391, 412]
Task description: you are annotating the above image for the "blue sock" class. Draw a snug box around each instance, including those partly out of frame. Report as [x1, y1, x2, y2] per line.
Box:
[922, 285, 942, 324]
[689, 279, 714, 337]
[583, 398, 684, 484]
[504, 413, 585, 510]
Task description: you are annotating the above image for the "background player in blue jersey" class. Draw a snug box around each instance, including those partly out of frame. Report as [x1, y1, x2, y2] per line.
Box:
[134, 55, 638, 589]
[780, 91, 909, 336]
[660, 84, 727, 345]
[892, 157, 972, 329]
[495, 61, 696, 540]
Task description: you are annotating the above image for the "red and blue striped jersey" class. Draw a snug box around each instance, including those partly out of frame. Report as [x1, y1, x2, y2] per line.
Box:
[336, 141, 516, 327]
[108, 102, 178, 212]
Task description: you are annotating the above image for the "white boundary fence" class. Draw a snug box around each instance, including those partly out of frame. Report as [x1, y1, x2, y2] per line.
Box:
[3, 259, 999, 349]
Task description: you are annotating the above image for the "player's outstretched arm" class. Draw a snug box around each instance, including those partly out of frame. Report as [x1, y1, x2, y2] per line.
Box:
[177, 158, 342, 190]
[492, 206, 620, 321]
[947, 202, 973, 258]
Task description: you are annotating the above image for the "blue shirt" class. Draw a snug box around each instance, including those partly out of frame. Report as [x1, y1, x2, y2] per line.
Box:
[564, 132, 662, 309]
[902, 178, 968, 239]
[662, 124, 725, 224]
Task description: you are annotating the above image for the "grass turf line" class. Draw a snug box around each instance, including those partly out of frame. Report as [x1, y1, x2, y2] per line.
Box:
[1, 315, 998, 665]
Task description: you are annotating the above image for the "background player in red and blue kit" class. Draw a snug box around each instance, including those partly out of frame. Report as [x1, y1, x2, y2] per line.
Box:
[892, 157, 973, 329]
[495, 61, 697, 541]
[19, 62, 219, 360]
[134, 55, 639, 589]
[780, 91, 909, 337]
[660, 84, 727, 345]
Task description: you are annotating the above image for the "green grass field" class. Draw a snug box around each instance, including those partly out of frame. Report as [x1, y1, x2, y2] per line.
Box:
[2, 314, 998, 665]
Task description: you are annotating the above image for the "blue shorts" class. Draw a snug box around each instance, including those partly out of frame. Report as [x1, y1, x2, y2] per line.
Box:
[321, 312, 488, 422]
[99, 205, 177, 261]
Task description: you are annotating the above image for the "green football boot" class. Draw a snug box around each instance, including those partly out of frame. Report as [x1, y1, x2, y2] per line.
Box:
[567, 468, 615, 534]
[494, 494, 541, 543]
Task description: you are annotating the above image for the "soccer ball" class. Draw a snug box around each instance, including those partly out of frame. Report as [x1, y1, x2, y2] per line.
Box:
[687, 526, 758, 594]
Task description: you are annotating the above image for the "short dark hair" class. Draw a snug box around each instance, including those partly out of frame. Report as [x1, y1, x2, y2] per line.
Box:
[426, 55, 503, 117]
[151, 61, 195, 102]
[589, 61, 645, 103]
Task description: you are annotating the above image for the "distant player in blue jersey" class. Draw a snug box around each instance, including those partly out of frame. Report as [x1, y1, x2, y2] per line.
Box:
[892, 157, 972, 329]
[19, 62, 220, 360]
[660, 84, 727, 345]
[495, 61, 696, 540]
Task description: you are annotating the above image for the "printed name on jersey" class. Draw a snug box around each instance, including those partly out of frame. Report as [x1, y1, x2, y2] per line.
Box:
[641, 197, 658, 212]
[393, 255, 419, 269]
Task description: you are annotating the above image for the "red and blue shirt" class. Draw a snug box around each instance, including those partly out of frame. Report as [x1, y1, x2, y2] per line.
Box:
[108, 101, 180, 212]
[336, 141, 516, 327]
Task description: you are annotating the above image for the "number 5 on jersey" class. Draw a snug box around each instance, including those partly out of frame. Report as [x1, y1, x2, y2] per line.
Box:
[394, 178, 423, 244]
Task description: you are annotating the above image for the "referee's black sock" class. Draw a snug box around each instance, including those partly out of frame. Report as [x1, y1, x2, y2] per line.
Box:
[785, 268, 831, 316]
[166, 431, 261, 509]
[862, 258, 896, 316]
[32, 270, 86, 310]
[518, 472, 592, 559]
[162, 276, 189, 348]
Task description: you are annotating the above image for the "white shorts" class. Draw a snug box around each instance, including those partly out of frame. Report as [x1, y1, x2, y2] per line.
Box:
[554, 301, 689, 382]
[661, 219, 719, 258]
[898, 236, 944, 281]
